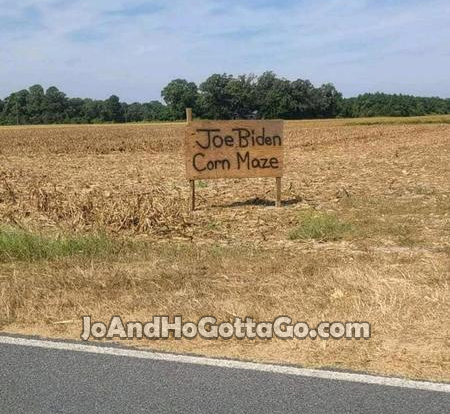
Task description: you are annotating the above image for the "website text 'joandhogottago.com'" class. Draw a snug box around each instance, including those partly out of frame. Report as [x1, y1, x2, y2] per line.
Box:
[81, 316, 371, 341]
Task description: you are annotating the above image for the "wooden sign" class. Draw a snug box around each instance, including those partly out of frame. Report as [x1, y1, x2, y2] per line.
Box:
[184, 109, 284, 210]
[185, 120, 284, 179]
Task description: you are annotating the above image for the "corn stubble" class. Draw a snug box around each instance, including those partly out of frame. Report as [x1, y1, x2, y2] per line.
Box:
[0, 120, 449, 381]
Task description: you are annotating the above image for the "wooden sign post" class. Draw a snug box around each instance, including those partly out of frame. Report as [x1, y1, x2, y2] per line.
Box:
[185, 108, 284, 210]
[186, 108, 196, 211]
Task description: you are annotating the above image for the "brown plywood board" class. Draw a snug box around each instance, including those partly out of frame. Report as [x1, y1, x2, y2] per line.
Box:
[185, 120, 284, 179]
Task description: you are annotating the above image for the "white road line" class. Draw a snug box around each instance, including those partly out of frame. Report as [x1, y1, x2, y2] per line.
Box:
[1, 335, 449, 394]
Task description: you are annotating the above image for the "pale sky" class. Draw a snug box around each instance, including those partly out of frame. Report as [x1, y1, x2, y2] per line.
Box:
[1, 0, 449, 101]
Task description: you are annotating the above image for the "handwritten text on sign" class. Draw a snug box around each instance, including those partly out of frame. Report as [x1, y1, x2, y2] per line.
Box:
[185, 120, 284, 179]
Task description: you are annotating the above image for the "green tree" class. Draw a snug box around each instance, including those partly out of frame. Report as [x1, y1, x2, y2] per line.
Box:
[255, 72, 295, 119]
[198, 74, 234, 119]
[224, 74, 257, 118]
[161, 79, 199, 120]
[42, 86, 68, 123]
[125, 102, 144, 122]
[337, 93, 450, 118]
[143, 101, 170, 121]
[101, 95, 124, 122]
[81, 99, 103, 122]
[65, 98, 86, 123]
[1, 76, 449, 125]
[290, 79, 317, 118]
[27, 84, 45, 124]
[313, 83, 342, 118]
[2, 90, 30, 124]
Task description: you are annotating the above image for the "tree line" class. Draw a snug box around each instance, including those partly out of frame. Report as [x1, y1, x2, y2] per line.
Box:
[1, 72, 449, 125]
[339, 92, 450, 117]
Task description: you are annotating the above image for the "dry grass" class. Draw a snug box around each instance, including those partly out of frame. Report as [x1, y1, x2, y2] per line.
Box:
[0, 117, 449, 381]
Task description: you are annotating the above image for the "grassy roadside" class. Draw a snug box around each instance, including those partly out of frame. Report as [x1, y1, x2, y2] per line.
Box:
[0, 223, 448, 382]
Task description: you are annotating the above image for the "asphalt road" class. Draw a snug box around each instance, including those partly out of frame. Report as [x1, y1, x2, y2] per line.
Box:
[1, 336, 449, 414]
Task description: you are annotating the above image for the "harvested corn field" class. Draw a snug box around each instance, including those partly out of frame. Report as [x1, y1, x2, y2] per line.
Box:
[1, 117, 449, 381]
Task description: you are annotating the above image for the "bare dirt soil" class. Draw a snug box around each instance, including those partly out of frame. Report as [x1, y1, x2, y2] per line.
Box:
[1, 117, 449, 381]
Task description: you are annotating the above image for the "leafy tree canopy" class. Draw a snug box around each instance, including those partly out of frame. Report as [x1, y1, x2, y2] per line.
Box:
[0, 76, 448, 125]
